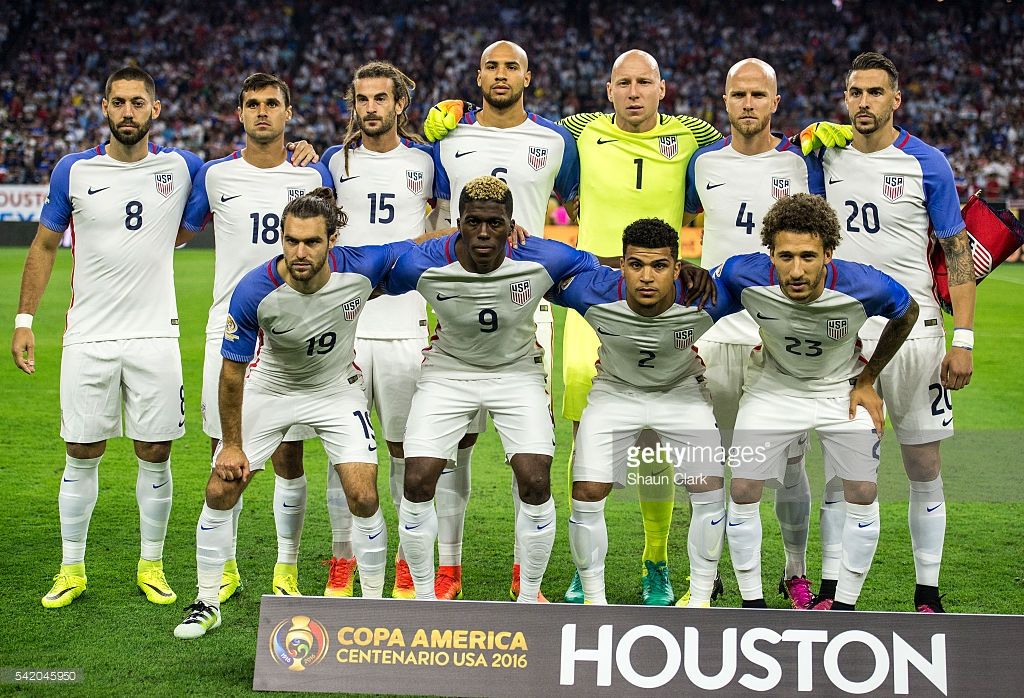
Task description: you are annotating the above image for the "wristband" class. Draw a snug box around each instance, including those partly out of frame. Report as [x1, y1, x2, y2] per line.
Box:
[951, 328, 974, 350]
[14, 313, 33, 330]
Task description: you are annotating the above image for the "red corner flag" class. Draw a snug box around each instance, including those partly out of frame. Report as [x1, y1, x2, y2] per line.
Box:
[931, 193, 1024, 314]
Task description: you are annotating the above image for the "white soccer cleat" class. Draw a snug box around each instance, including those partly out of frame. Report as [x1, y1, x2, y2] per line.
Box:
[174, 601, 221, 639]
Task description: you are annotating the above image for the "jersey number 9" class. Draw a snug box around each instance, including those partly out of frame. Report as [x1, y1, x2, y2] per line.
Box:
[479, 308, 498, 333]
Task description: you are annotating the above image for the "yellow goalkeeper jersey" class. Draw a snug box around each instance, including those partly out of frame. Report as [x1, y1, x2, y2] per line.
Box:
[559, 112, 721, 256]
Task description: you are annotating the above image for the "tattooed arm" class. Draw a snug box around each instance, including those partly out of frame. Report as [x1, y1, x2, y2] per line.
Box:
[938, 229, 976, 390]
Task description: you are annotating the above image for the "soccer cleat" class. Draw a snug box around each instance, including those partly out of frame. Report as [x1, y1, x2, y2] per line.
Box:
[137, 559, 177, 604]
[435, 565, 463, 600]
[779, 574, 815, 610]
[391, 559, 415, 599]
[272, 563, 300, 596]
[42, 564, 87, 609]
[324, 557, 357, 598]
[173, 601, 221, 639]
[641, 560, 674, 606]
[916, 598, 946, 613]
[809, 595, 834, 611]
[676, 572, 726, 607]
[219, 559, 243, 603]
[563, 569, 584, 604]
[510, 563, 549, 602]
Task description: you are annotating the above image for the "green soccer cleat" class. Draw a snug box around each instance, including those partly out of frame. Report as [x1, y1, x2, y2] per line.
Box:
[563, 569, 584, 604]
[174, 601, 221, 639]
[219, 559, 243, 603]
[42, 564, 87, 609]
[272, 563, 301, 596]
[137, 559, 177, 605]
[641, 560, 674, 606]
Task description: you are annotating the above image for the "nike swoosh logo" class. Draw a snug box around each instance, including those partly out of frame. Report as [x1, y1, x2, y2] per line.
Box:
[941, 416, 953, 427]
[440, 469, 456, 475]
[858, 521, 873, 528]
[62, 478, 77, 483]
[369, 530, 383, 540]
[824, 500, 842, 505]
[711, 516, 724, 526]
[142, 582, 173, 597]
[271, 327, 294, 334]
[339, 176, 360, 183]
[178, 418, 185, 428]
[405, 523, 421, 530]
[926, 503, 943, 513]
[200, 525, 216, 531]
[728, 521, 743, 527]
[283, 501, 298, 508]
[274, 586, 296, 595]
[46, 586, 80, 600]
[435, 293, 459, 301]
[220, 194, 241, 202]
[152, 481, 169, 489]
[829, 177, 843, 185]
[596, 138, 618, 145]
[596, 327, 619, 336]
[454, 151, 475, 158]
[368, 444, 377, 451]
[568, 518, 580, 525]
[755, 312, 778, 320]
[706, 182, 726, 190]
[537, 521, 552, 530]
[652, 466, 671, 477]
[88, 186, 109, 195]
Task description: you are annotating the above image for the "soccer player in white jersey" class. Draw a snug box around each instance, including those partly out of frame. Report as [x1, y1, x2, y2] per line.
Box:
[174, 189, 416, 639]
[12, 67, 201, 608]
[383, 176, 598, 603]
[549, 218, 730, 606]
[178, 73, 332, 603]
[683, 58, 825, 609]
[718, 193, 919, 610]
[319, 62, 435, 600]
[813, 52, 976, 612]
[430, 41, 580, 601]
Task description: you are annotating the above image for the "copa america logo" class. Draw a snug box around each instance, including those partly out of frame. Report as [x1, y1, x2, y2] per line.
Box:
[659, 136, 678, 159]
[154, 172, 174, 198]
[270, 615, 330, 672]
[528, 146, 548, 171]
[406, 170, 424, 195]
[882, 174, 904, 202]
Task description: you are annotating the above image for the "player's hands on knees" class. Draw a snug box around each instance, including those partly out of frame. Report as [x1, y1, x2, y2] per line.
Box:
[286, 140, 320, 166]
[940, 346, 973, 390]
[849, 375, 885, 435]
[509, 224, 530, 248]
[11, 328, 35, 374]
[679, 262, 716, 309]
[424, 100, 471, 142]
[215, 445, 251, 483]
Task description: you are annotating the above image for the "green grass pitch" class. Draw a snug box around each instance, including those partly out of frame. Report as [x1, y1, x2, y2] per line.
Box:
[0, 247, 1021, 696]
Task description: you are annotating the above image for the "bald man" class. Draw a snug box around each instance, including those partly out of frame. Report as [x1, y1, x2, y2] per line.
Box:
[430, 39, 580, 602]
[682, 58, 825, 609]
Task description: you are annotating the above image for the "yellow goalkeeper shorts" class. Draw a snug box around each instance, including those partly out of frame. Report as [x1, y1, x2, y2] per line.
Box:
[561, 309, 600, 422]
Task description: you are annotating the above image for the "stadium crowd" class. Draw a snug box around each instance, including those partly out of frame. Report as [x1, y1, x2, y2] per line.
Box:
[1, 0, 1022, 200]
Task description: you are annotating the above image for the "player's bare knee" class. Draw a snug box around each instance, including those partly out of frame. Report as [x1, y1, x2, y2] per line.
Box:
[843, 480, 876, 506]
[457, 432, 478, 449]
[730, 478, 763, 504]
[134, 440, 170, 462]
[66, 441, 106, 460]
[572, 481, 611, 502]
[347, 487, 379, 518]
[386, 441, 404, 459]
[270, 441, 304, 479]
[900, 442, 941, 482]
[403, 462, 437, 502]
[687, 474, 724, 495]
[205, 476, 243, 509]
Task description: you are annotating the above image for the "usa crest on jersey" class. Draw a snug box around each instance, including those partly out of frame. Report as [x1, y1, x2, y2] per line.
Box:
[528, 147, 548, 171]
[406, 170, 424, 195]
[659, 136, 678, 160]
[772, 177, 790, 200]
[287, 187, 306, 201]
[154, 172, 174, 198]
[343, 297, 362, 321]
[827, 318, 849, 340]
[882, 175, 904, 202]
[510, 280, 532, 306]
[674, 328, 694, 349]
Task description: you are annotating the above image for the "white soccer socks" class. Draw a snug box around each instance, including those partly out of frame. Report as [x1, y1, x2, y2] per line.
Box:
[515, 497, 556, 603]
[351, 509, 388, 598]
[398, 497, 438, 599]
[836, 501, 881, 606]
[687, 489, 727, 606]
[909, 476, 945, 586]
[819, 481, 846, 590]
[229, 495, 243, 560]
[568, 498, 608, 604]
[726, 500, 763, 602]
[196, 503, 232, 607]
[326, 464, 353, 559]
[58, 455, 100, 565]
[775, 458, 810, 579]
[435, 448, 472, 567]
[273, 475, 307, 565]
[136, 457, 172, 561]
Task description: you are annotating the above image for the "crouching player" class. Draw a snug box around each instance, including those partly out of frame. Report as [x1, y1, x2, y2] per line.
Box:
[175, 189, 416, 639]
[718, 193, 919, 610]
[549, 218, 731, 606]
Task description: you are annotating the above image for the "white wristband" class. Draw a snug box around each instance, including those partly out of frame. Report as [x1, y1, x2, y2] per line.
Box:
[14, 313, 33, 330]
[951, 328, 974, 350]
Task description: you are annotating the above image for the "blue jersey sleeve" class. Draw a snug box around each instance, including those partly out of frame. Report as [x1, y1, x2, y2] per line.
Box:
[527, 237, 600, 285]
[803, 151, 825, 196]
[38, 152, 82, 233]
[320, 144, 343, 180]
[221, 262, 277, 363]
[308, 159, 334, 188]
[381, 235, 451, 295]
[684, 149, 704, 214]
[332, 240, 415, 288]
[712, 252, 773, 302]
[181, 160, 213, 232]
[904, 137, 964, 238]
[432, 143, 452, 201]
[548, 265, 620, 314]
[698, 274, 745, 320]
[177, 148, 204, 182]
[833, 260, 913, 320]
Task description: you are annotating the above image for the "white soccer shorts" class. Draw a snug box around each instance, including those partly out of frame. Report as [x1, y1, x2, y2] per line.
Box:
[404, 372, 555, 460]
[860, 335, 953, 445]
[730, 388, 881, 486]
[573, 378, 724, 487]
[60, 337, 185, 443]
[229, 383, 378, 470]
[354, 336, 425, 443]
[202, 334, 313, 441]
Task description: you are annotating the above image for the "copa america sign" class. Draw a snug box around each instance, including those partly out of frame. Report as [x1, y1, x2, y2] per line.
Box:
[253, 597, 1024, 695]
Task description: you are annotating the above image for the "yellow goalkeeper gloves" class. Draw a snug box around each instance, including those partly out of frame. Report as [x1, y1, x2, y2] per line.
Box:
[799, 121, 855, 155]
[423, 100, 473, 142]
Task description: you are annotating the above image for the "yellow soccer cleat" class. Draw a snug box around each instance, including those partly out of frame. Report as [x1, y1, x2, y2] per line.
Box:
[42, 564, 87, 609]
[272, 563, 301, 596]
[219, 559, 243, 603]
[799, 121, 855, 155]
[137, 559, 177, 605]
[423, 100, 468, 142]
[391, 558, 415, 600]
[324, 556, 357, 598]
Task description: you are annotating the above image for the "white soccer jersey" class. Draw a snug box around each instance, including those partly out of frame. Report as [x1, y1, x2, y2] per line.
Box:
[321, 139, 433, 340]
[181, 151, 333, 336]
[822, 128, 964, 339]
[221, 242, 412, 395]
[550, 265, 736, 389]
[714, 253, 913, 397]
[686, 135, 825, 345]
[434, 111, 579, 238]
[39, 142, 201, 346]
[383, 233, 598, 377]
